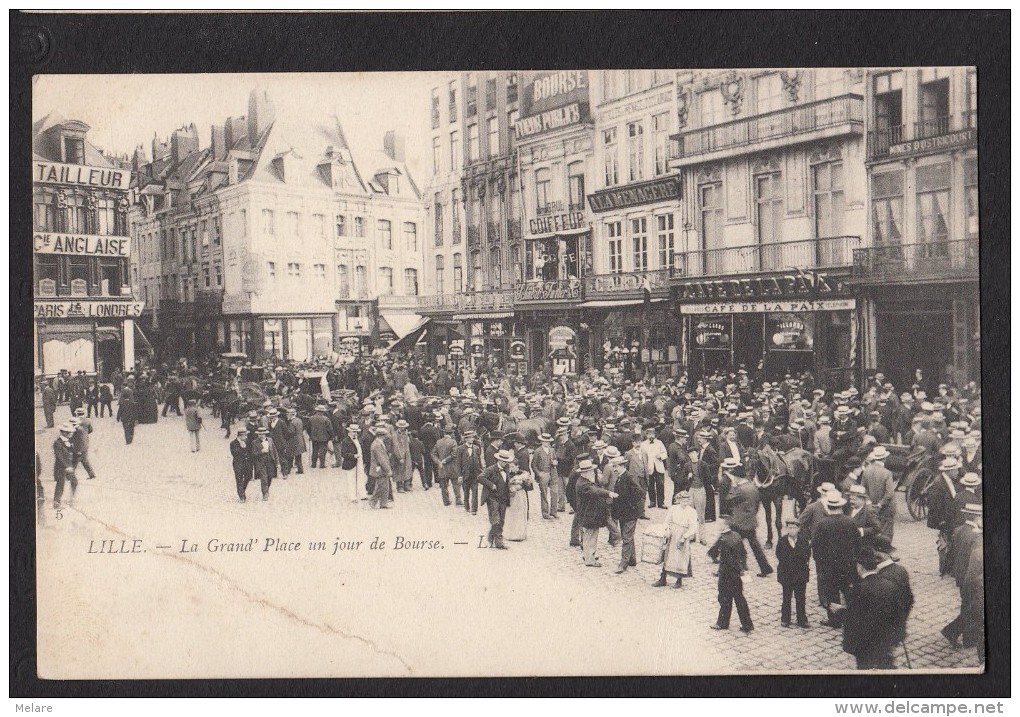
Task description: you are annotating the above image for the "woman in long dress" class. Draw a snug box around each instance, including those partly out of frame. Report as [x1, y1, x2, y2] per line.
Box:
[654, 491, 699, 588]
[503, 472, 534, 541]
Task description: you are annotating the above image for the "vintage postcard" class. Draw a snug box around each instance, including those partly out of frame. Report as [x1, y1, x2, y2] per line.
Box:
[30, 65, 984, 679]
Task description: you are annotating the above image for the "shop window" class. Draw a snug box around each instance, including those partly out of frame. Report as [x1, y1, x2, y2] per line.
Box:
[312, 317, 333, 357]
[631, 217, 648, 271]
[288, 318, 311, 362]
[812, 161, 845, 239]
[607, 221, 623, 274]
[627, 121, 644, 182]
[656, 214, 675, 269]
[871, 170, 903, 246]
[435, 255, 444, 295]
[603, 128, 619, 187]
[404, 268, 419, 295]
[378, 220, 392, 250]
[528, 238, 558, 281]
[964, 157, 978, 239]
[263, 319, 283, 359]
[916, 163, 951, 246]
[337, 264, 350, 298]
[567, 162, 585, 211]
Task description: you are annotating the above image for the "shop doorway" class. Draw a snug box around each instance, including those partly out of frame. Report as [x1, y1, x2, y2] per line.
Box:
[765, 351, 815, 382]
[733, 315, 764, 374]
[96, 335, 122, 380]
[876, 305, 953, 392]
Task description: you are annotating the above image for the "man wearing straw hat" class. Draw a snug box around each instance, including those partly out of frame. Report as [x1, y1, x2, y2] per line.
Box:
[841, 544, 901, 669]
[476, 449, 517, 550]
[52, 423, 78, 510]
[574, 457, 618, 567]
[813, 490, 861, 628]
[862, 445, 897, 541]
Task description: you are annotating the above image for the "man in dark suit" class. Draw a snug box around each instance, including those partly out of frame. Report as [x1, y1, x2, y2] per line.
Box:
[476, 450, 516, 549]
[775, 517, 811, 628]
[847, 485, 882, 542]
[455, 429, 485, 514]
[609, 452, 643, 574]
[724, 458, 773, 577]
[813, 492, 862, 628]
[942, 503, 982, 647]
[708, 513, 754, 633]
[871, 534, 914, 651]
[306, 405, 336, 469]
[430, 425, 461, 507]
[696, 430, 720, 522]
[115, 387, 137, 445]
[52, 424, 78, 510]
[230, 427, 254, 503]
[267, 409, 291, 477]
[842, 546, 902, 669]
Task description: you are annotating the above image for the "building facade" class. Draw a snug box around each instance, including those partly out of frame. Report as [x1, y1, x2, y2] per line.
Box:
[668, 68, 867, 386]
[33, 115, 142, 378]
[129, 89, 424, 364]
[852, 67, 979, 391]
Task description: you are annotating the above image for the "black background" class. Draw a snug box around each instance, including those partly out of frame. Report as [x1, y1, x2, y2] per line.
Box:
[10, 9, 1010, 699]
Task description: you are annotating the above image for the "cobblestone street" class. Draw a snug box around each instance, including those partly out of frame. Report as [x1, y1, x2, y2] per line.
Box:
[33, 403, 982, 677]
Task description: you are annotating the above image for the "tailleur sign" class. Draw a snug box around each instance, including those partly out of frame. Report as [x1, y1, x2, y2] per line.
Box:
[34, 161, 132, 190]
[515, 71, 590, 139]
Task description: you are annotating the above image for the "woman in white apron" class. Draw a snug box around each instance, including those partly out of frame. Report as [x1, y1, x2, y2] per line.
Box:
[504, 472, 534, 541]
[653, 491, 698, 588]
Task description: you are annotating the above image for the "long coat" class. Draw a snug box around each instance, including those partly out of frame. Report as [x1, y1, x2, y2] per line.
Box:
[390, 430, 412, 483]
[610, 471, 645, 523]
[728, 480, 761, 533]
[842, 573, 903, 659]
[286, 417, 307, 455]
[663, 503, 698, 576]
[775, 533, 811, 586]
[230, 438, 254, 480]
[575, 477, 613, 529]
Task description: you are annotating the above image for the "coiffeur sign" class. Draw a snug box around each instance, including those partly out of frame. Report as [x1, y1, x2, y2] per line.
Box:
[35, 232, 131, 257]
[35, 300, 145, 319]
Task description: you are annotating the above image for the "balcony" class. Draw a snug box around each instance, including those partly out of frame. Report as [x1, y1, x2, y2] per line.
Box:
[867, 124, 905, 159]
[671, 236, 860, 279]
[851, 239, 978, 285]
[583, 269, 672, 303]
[458, 289, 515, 316]
[417, 293, 461, 313]
[868, 114, 977, 161]
[670, 94, 863, 166]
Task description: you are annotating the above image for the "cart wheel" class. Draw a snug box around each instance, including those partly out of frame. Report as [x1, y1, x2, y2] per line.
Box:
[906, 466, 936, 521]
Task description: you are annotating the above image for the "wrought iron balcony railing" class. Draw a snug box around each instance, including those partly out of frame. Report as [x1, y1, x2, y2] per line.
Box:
[852, 238, 978, 283]
[671, 236, 860, 278]
[670, 94, 863, 161]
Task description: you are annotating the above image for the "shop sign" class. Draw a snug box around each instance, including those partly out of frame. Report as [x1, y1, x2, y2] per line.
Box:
[515, 278, 582, 303]
[514, 103, 588, 139]
[34, 232, 130, 257]
[693, 319, 730, 349]
[767, 312, 814, 351]
[470, 342, 484, 357]
[587, 175, 681, 213]
[548, 325, 576, 350]
[519, 71, 589, 119]
[888, 128, 976, 159]
[509, 339, 526, 361]
[679, 298, 855, 314]
[596, 90, 673, 123]
[529, 210, 587, 236]
[675, 269, 848, 301]
[35, 299, 145, 319]
[338, 336, 363, 356]
[34, 161, 131, 190]
[448, 342, 465, 357]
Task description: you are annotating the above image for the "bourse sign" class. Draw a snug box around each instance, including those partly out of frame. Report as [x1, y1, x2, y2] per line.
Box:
[515, 71, 590, 140]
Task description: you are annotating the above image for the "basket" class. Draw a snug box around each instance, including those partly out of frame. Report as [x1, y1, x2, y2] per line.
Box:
[640, 530, 668, 565]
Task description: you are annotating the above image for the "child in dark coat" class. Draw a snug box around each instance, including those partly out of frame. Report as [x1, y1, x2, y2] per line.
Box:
[775, 516, 812, 628]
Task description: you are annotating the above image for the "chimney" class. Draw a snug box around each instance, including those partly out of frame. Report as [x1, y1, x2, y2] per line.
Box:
[247, 88, 275, 143]
[383, 131, 405, 162]
[210, 124, 226, 160]
[170, 125, 199, 165]
[132, 145, 147, 175]
[224, 116, 246, 150]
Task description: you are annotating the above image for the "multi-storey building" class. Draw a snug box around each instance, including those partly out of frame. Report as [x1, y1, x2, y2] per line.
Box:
[588, 70, 682, 377]
[420, 72, 521, 372]
[129, 88, 424, 363]
[33, 114, 142, 378]
[852, 67, 979, 390]
[668, 68, 867, 385]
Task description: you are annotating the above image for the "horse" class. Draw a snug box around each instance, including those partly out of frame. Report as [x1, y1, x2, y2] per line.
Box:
[515, 415, 553, 446]
[752, 443, 817, 548]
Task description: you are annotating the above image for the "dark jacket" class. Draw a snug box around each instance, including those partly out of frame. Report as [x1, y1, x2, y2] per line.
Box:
[812, 513, 861, 581]
[230, 438, 254, 477]
[338, 435, 361, 470]
[842, 572, 903, 658]
[775, 533, 811, 586]
[116, 397, 137, 425]
[610, 470, 644, 523]
[849, 504, 882, 541]
[53, 437, 75, 480]
[728, 480, 761, 533]
[454, 442, 485, 485]
[877, 561, 914, 643]
[306, 413, 335, 443]
[477, 464, 512, 506]
[708, 529, 747, 578]
[575, 477, 613, 529]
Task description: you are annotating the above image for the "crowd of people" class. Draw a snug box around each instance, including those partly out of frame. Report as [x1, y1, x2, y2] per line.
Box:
[36, 353, 985, 669]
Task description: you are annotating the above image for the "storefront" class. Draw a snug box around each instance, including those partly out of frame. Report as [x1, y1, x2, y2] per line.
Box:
[462, 319, 523, 372]
[224, 315, 335, 363]
[34, 300, 144, 379]
[594, 301, 682, 380]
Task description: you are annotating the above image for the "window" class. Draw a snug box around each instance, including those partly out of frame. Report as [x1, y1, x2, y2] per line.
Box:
[470, 251, 483, 290]
[814, 68, 846, 100]
[510, 244, 522, 284]
[313, 214, 325, 238]
[450, 130, 460, 169]
[452, 189, 462, 240]
[314, 263, 326, 281]
[603, 128, 619, 186]
[506, 74, 518, 104]
[432, 136, 442, 173]
[337, 264, 350, 297]
[627, 121, 644, 182]
[404, 268, 419, 295]
[468, 124, 479, 163]
[813, 161, 845, 238]
[263, 319, 283, 359]
[607, 221, 623, 273]
[378, 220, 392, 250]
[286, 211, 300, 236]
[602, 71, 622, 102]
[287, 262, 301, 278]
[490, 246, 501, 287]
[873, 71, 904, 143]
[916, 163, 951, 245]
[624, 70, 647, 95]
[567, 162, 585, 211]
[215, 264, 222, 287]
[336, 214, 347, 237]
[919, 68, 950, 138]
[434, 195, 444, 246]
[466, 78, 478, 117]
[262, 209, 275, 235]
[63, 137, 85, 164]
[631, 217, 648, 271]
[656, 214, 675, 268]
[99, 260, 122, 296]
[700, 89, 725, 127]
[485, 78, 497, 110]
[652, 112, 670, 176]
[267, 261, 277, 281]
[453, 253, 463, 292]
[203, 266, 211, 289]
[755, 173, 783, 245]
[507, 109, 519, 152]
[378, 267, 394, 295]
[535, 168, 552, 213]
[214, 216, 222, 246]
[964, 157, 978, 239]
[431, 88, 441, 129]
[448, 81, 458, 123]
[355, 265, 367, 298]
[95, 198, 118, 236]
[965, 70, 977, 127]
[404, 222, 418, 252]
[354, 216, 365, 237]
[240, 209, 247, 236]
[754, 73, 784, 114]
[487, 117, 499, 157]
[34, 193, 57, 232]
[435, 255, 445, 294]
[871, 170, 904, 246]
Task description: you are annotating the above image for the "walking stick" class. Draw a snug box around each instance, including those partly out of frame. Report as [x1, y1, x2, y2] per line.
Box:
[901, 638, 912, 669]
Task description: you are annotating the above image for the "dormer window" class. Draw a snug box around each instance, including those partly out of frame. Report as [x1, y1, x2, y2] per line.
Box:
[63, 137, 85, 165]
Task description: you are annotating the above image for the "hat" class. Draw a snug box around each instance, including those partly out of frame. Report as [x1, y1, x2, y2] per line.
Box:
[721, 457, 743, 473]
[961, 503, 983, 515]
[57, 423, 75, 434]
[834, 406, 851, 417]
[592, 439, 608, 451]
[73, 407, 86, 416]
[286, 407, 297, 414]
[347, 423, 361, 432]
[236, 427, 249, 435]
[539, 432, 553, 443]
[959, 472, 981, 487]
[823, 491, 847, 508]
[396, 419, 409, 429]
[784, 516, 801, 526]
[68, 417, 81, 425]
[248, 410, 259, 418]
[816, 481, 836, 495]
[848, 484, 868, 497]
[556, 427, 569, 436]
[462, 407, 474, 415]
[267, 408, 280, 417]
[869, 446, 890, 461]
[962, 436, 978, 448]
[577, 458, 595, 472]
[315, 405, 328, 412]
[462, 429, 476, 438]
[844, 456, 864, 470]
[920, 401, 936, 412]
[817, 415, 831, 425]
[443, 425, 456, 433]
[939, 456, 961, 471]
[495, 449, 515, 463]
[506, 433, 525, 445]
[255, 426, 269, 433]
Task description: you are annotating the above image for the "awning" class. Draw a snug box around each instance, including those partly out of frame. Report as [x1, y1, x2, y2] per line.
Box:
[452, 311, 514, 320]
[134, 323, 153, 351]
[388, 324, 429, 353]
[95, 326, 120, 342]
[380, 312, 427, 340]
[577, 297, 667, 309]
